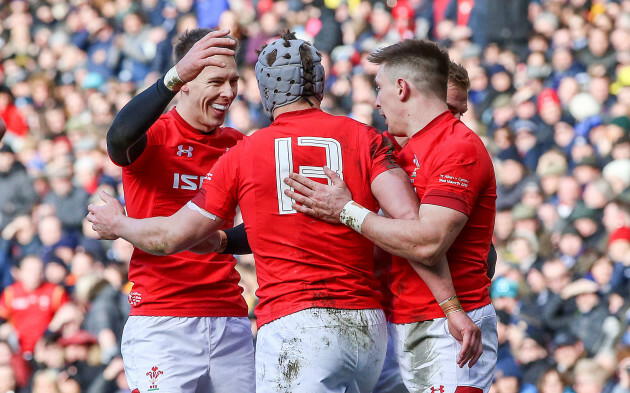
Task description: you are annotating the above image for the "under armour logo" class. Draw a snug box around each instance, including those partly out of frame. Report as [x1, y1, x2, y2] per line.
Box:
[177, 145, 193, 157]
[430, 386, 444, 393]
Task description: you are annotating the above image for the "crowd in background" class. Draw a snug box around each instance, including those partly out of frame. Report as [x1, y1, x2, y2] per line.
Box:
[1, 0, 630, 392]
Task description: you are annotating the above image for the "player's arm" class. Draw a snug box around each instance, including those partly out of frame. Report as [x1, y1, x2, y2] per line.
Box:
[285, 169, 483, 367]
[87, 191, 225, 255]
[107, 30, 236, 166]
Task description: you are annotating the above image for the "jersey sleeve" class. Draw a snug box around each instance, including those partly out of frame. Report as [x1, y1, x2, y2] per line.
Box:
[367, 127, 400, 182]
[190, 143, 241, 220]
[422, 140, 484, 216]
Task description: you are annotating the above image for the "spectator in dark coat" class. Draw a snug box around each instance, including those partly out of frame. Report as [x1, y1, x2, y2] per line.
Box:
[0, 145, 38, 229]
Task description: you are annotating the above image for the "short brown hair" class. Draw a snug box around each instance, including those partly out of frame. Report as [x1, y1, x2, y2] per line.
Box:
[449, 62, 470, 91]
[368, 39, 450, 101]
[173, 28, 238, 64]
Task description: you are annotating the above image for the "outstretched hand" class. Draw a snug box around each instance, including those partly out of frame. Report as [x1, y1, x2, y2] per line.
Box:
[87, 191, 126, 240]
[176, 29, 236, 82]
[283, 167, 352, 224]
[447, 310, 483, 368]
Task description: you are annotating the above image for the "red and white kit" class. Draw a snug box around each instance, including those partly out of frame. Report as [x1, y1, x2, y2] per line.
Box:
[392, 111, 498, 393]
[191, 108, 399, 391]
[118, 109, 253, 393]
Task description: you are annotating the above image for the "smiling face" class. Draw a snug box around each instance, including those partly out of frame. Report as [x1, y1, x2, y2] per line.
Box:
[180, 55, 239, 132]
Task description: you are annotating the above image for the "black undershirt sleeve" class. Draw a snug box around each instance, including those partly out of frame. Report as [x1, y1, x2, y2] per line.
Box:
[221, 223, 252, 255]
[107, 75, 177, 166]
[486, 243, 497, 279]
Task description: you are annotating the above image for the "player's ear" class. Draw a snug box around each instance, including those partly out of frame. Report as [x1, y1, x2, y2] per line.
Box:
[397, 79, 410, 101]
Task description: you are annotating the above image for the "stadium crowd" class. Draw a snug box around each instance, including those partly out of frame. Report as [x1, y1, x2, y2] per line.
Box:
[0, 0, 630, 392]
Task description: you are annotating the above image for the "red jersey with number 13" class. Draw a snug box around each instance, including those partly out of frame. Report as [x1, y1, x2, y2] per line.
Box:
[119, 109, 248, 317]
[191, 108, 399, 327]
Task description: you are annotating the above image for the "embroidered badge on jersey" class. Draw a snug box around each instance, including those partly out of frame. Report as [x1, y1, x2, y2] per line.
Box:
[146, 366, 164, 391]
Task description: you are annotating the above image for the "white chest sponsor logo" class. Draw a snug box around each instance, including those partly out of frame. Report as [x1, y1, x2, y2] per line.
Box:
[173, 173, 204, 190]
[177, 145, 193, 157]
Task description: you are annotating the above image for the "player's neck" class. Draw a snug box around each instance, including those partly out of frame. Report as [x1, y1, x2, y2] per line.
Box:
[272, 99, 321, 120]
[405, 98, 449, 139]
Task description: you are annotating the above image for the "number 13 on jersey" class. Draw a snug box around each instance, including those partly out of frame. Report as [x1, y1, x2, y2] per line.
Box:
[275, 137, 344, 214]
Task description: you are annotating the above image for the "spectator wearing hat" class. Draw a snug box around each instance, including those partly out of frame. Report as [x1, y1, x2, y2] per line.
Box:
[603, 159, 630, 195]
[556, 225, 585, 270]
[536, 149, 568, 200]
[570, 204, 606, 250]
[550, 332, 585, 386]
[58, 329, 104, 392]
[492, 276, 520, 315]
[492, 357, 524, 393]
[0, 144, 38, 230]
[560, 278, 621, 357]
[512, 119, 546, 173]
[612, 135, 630, 161]
[572, 156, 602, 187]
[515, 324, 555, 392]
[608, 226, 630, 268]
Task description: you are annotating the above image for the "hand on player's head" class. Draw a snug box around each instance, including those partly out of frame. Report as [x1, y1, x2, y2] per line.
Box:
[176, 29, 236, 83]
[283, 167, 352, 224]
[86, 191, 126, 240]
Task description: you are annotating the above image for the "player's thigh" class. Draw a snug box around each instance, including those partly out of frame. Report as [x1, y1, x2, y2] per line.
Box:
[395, 304, 497, 393]
[122, 316, 210, 393]
[207, 317, 255, 393]
[372, 323, 409, 393]
[256, 308, 387, 393]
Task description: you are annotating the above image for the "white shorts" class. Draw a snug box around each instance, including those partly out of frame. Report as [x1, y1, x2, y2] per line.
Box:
[255, 308, 387, 393]
[122, 316, 255, 393]
[372, 322, 409, 393]
[393, 304, 498, 393]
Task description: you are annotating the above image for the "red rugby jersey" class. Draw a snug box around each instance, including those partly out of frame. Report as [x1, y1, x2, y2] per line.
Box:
[191, 108, 399, 327]
[0, 282, 69, 353]
[119, 109, 248, 317]
[389, 111, 495, 323]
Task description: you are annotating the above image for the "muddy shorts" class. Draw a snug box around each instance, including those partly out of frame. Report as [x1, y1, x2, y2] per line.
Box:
[255, 308, 387, 393]
[392, 304, 498, 393]
[373, 322, 409, 393]
[122, 315, 255, 393]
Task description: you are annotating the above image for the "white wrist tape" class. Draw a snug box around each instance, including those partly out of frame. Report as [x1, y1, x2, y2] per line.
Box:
[339, 200, 371, 233]
[164, 66, 184, 91]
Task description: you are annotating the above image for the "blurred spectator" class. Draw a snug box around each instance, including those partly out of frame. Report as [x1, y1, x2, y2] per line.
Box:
[0, 145, 38, 229]
[0, 255, 69, 357]
[560, 278, 621, 357]
[572, 358, 612, 393]
[536, 368, 571, 393]
[42, 163, 89, 235]
[550, 332, 585, 387]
